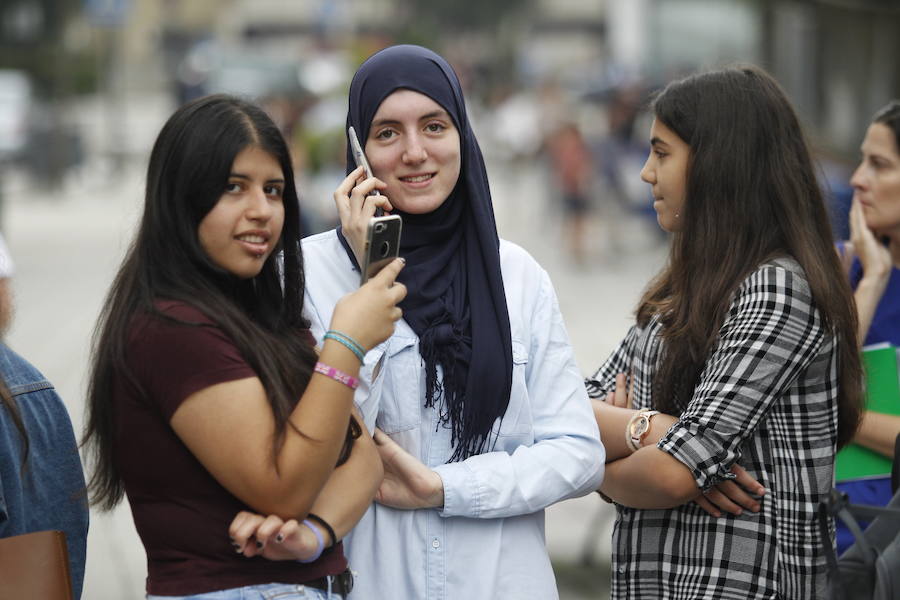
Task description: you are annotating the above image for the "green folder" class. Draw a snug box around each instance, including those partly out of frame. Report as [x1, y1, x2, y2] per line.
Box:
[835, 343, 900, 482]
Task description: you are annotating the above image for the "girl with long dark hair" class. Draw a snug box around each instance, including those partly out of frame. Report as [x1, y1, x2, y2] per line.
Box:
[587, 66, 863, 598]
[82, 94, 406, 599]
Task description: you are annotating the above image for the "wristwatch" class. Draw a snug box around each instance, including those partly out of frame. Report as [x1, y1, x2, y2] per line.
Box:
[626, 408, 660, 453]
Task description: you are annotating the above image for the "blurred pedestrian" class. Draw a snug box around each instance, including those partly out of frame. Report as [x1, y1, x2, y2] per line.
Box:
[835, 99, 900, 554]
[544, 122, 594, 264]
[239, 44, 605, 599]
[586, 66, 863, 598]
[82, 94, 405, 599]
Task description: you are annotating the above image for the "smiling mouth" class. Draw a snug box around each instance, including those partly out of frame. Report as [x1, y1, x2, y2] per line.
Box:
[236, 234, 268, 244]
[400, 173, 435, 183]
[235, 233, 270, 257]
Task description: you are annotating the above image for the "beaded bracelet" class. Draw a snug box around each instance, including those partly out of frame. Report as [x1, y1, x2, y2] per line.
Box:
[297, 518, 325, 563]
[314, 361, 359, 390]
[323, 330, 366, 364]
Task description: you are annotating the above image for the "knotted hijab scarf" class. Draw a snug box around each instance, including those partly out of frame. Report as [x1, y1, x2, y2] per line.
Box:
[340, 44, 513, 461]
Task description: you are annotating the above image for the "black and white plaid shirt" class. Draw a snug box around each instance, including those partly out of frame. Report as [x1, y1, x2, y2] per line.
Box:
[588, 257, 838, 599]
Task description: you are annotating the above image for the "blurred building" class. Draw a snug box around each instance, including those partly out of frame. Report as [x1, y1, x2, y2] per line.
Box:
[3, 0, 896, 191]
[608, 0, 900, 160]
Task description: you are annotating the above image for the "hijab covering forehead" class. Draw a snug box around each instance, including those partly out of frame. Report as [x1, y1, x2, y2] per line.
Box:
[343, 44, 513, 462]
[346, 45, 467, 165]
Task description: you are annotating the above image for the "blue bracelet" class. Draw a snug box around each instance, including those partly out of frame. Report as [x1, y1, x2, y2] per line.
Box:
[326, 329, 367, 356]
[297, 518, 325, 563]
[323, 330, 366, 364]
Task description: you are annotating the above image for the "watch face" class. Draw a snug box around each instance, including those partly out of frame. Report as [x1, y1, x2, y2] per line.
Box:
[634, 416, 650, 436]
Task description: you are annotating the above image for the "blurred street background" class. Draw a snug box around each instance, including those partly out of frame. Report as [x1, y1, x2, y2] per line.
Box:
[2, 1, 899, 598]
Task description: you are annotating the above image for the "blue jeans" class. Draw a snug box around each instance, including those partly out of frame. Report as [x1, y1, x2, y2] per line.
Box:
[147, 583, 335, 600]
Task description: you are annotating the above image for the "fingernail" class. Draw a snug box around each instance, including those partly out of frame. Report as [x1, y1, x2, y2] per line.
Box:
[235, 546, 243, 554]
[231, 541, 241, 549]
[713, 511, 721, 518]
[398, 257, 406, 264]
[275, 534, 284, 543]
[734, 510, 743, 516]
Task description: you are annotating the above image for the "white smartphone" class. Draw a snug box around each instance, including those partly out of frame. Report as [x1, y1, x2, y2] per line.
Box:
[360, 214, 402, 285]
[348, 126, 383, 216]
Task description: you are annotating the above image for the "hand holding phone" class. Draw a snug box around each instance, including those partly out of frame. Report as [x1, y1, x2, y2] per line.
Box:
[348, 126, 384, 217]
[360, 214, 402, 285]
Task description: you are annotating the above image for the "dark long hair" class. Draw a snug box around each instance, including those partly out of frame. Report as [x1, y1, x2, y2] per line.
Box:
[636, 66, 862, 448]
[873, 100, 900, 150]
[83, 94, 355, 511]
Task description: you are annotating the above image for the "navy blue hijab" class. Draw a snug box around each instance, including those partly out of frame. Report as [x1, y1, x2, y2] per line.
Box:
[342, 45, 512, 461]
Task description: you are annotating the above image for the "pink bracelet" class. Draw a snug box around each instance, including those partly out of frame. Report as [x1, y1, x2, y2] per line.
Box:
[314, 361, 359, 390]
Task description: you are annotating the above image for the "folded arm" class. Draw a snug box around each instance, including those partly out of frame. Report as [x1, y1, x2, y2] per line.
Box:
[229, 408, 383, 560]
[599, 265, 824, 509]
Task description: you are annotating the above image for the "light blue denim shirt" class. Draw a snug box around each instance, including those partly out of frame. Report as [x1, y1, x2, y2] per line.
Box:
[0, 343, 89, 599]
[303, 231, 604, 600]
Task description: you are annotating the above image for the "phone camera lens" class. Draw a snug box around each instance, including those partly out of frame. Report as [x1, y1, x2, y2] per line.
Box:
[379, 241, 390, 257]
[374, 222, 386, 234]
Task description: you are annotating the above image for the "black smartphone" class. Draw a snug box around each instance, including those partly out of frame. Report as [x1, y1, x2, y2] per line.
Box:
[360, 214, 402, 285]
[348, 126, 384, 217]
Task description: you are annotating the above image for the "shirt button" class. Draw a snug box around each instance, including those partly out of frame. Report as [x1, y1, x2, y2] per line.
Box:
[431, 538, 440, 549]
[617, 565, 625, 574]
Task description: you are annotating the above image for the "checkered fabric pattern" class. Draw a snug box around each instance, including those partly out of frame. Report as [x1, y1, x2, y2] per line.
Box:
[587, 257, 838, 599]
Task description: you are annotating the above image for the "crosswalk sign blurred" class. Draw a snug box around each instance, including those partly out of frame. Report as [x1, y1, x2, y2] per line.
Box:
[84, 0, 130, 27]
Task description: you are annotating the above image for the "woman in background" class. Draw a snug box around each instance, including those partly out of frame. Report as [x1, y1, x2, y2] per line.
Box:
[836, 99, 900, 554]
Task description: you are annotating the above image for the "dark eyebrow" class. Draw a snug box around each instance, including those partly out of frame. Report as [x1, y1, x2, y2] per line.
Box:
[419, 110, 449, 122]
[864, 148, 895, 162]
[650, 136, 670, 148]
[229, 173, 285, 184]
[371, 110, 451, 129]
[370, 118, 400, 129]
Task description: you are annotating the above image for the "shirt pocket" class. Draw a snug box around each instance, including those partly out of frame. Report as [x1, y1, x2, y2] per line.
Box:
[491, 339, 534, 444]
[375, 335, 422, 434]
[355, 343, 387, 431]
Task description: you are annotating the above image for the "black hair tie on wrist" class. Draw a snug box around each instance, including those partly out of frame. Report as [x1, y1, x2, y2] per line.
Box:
[306, 512, 337, 549]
